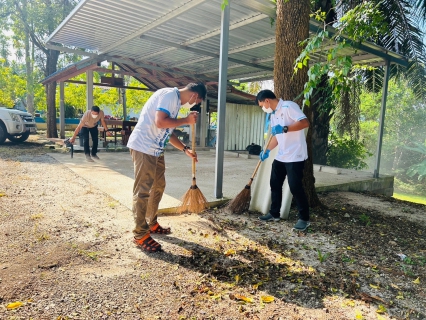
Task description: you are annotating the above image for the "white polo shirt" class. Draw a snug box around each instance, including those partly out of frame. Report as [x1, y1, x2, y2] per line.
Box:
[271, 99, 308, 163]
[127, 87, 181, 157]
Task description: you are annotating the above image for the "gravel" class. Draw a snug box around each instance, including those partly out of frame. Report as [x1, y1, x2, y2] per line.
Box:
[0, 136, 425, 319]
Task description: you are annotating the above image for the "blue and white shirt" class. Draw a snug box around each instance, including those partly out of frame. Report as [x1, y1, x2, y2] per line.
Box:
[271, 99, 308, 163]
[127, 87, 181, 156]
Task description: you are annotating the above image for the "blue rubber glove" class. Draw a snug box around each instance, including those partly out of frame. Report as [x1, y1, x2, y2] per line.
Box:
[259, 149, 270, 162]
[271, 124, 283, 136]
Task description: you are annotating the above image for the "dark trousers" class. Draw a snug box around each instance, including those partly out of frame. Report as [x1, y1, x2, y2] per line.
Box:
[81, 126, 98, 156]
[270, 160, 309, 221]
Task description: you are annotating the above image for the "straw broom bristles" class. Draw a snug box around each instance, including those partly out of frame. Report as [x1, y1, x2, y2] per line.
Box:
[225, 184, 252, 214]
[177, 123, 208, 214]
[177, 179, 208, 214]
[226, 134, 273, 214]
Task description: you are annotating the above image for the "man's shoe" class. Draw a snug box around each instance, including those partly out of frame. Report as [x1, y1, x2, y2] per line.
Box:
[258, 213, 280, 222]
[86, 155, 94, 162]
[293, 219, 310, 231]
[92, 155, 100, 160]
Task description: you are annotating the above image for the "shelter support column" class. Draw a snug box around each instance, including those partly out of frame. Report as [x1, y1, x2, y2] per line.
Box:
[373, 59, 390, 178]
[122, 88, 127, 120]
[86, 70, 93, 111]
[196, 107, 201, 146]
[199, 99, 207, 148]
[59, 82, 65, 139]
[214, 1, 230, 198]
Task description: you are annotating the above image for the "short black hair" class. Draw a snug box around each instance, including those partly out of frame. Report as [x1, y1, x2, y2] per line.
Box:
[186, 83, 207, 100]
[91, 106, 100, 113]
[255, 90, 276, 105]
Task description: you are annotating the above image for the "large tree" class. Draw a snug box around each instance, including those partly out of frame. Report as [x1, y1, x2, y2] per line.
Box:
[0, 0, 77, 137]
[274, 0, 321, 207]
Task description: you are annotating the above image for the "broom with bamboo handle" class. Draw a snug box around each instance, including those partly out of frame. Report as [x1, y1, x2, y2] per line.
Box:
[226, 131, 273, 214]
[177, 123, 208, 214]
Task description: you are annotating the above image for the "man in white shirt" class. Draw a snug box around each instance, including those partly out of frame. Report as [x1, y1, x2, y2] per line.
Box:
[127, 83, 207, 252]
[255, 90, 311, 231]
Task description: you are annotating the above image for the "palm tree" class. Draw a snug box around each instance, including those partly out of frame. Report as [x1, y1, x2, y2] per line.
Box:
[310, 0, 426, 165]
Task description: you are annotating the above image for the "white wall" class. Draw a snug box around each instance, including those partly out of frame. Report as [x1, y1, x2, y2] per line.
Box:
[224, 103, 265, 151]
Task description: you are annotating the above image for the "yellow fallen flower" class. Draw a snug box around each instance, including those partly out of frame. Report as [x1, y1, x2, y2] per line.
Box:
[261, 296, 275, 303]
[7, 301, 23, 309]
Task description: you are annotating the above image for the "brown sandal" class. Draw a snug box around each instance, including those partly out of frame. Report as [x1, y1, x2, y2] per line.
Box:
[150, 223, 171, 234]
[133, 235, 162, 253]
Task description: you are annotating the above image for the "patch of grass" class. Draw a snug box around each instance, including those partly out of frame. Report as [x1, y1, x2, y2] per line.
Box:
[37, 233, 50, 241]
[393, 192, 426, 205]
[341, 255, 356, 263]
[78, 249, 101, 261]
[108, 201, 118, 209]
[60, 204, 68, 214]
[400, 264, 416, 277]
[30, 213, 44, 220]
[85, 186, 95, 194]
[68, 243, 101, 261]
[359, 213, 371, 226]
[140, 273, 151, 280]
[317, 250, 330, 263]
[403, 257, 416, 265]
[33, 223, 50, 241]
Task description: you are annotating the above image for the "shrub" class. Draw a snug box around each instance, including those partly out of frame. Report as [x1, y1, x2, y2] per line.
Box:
[326, 133, 372, 170]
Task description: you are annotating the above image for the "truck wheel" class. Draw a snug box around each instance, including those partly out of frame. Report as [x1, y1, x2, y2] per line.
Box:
[8, 131, 30, 143]
[0, 122, 7, 145]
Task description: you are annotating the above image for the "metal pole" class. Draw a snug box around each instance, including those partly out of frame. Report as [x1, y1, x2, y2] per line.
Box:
[214, 1, 230, 198]
[199, 99, 207, 148]
[122, 88, 127, 120]
[59, 82, 65, 139]
[373, 59, 391, 178]
[86, 70, 93, 111]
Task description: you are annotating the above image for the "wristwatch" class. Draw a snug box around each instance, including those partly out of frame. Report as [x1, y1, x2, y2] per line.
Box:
[283, 126, 288, 133]
[182, 145, 190, 152]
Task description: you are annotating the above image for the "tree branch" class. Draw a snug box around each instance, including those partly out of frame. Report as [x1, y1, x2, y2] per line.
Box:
[14, 0, 48, 55]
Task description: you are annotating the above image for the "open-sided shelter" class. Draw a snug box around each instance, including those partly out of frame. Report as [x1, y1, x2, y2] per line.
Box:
[43, 0, 409, 198]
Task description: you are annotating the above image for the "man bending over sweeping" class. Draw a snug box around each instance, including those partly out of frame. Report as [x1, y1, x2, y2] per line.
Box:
[255, 90, 311, 232]
[127, 83, 207, 253]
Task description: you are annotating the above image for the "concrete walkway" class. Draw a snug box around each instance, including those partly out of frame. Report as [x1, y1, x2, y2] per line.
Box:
[49, 149, 393, 214]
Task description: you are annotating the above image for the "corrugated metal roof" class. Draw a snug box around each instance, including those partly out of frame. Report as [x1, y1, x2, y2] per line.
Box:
[45, 0, 408, 95]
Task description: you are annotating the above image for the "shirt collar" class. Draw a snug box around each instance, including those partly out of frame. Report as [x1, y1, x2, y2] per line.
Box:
[275, 99, 284, 112]
[175, 87, 180, 102]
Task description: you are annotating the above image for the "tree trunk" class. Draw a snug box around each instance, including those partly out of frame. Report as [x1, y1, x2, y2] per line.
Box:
[274, 0, 321, 207]
[19, 0, 35, 114]
[24, 29, 34, 115]
[303, 96, 322, 208]
[45, 49, 60, 138]
[311, 0, 335, 165]
[311, 112, 331, 164]
[311, 76, 333, 165]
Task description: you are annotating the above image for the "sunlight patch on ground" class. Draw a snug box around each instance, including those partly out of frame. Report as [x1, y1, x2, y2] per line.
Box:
[393, 192, 426, 205]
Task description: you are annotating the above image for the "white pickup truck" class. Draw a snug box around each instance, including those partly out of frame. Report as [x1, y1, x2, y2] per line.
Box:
[0, 107, 37, 144]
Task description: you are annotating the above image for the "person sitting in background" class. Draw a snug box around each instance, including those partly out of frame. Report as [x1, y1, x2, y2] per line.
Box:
[69, 106, 109, 162]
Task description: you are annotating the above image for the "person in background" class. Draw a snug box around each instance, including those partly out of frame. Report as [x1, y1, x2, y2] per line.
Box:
[127, 83, 207, 253]
[255, 89, 311, 231]
[70, 106, 109, 162]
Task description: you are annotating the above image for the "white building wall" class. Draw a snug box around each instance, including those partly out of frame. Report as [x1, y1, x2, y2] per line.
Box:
[224, 103, 265, 151]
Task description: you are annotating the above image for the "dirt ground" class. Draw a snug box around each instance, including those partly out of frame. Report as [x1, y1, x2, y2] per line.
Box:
[0, 136, 425, 320]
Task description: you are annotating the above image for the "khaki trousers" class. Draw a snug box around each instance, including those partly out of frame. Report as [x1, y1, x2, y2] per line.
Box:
[130, 149, 166, 239]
